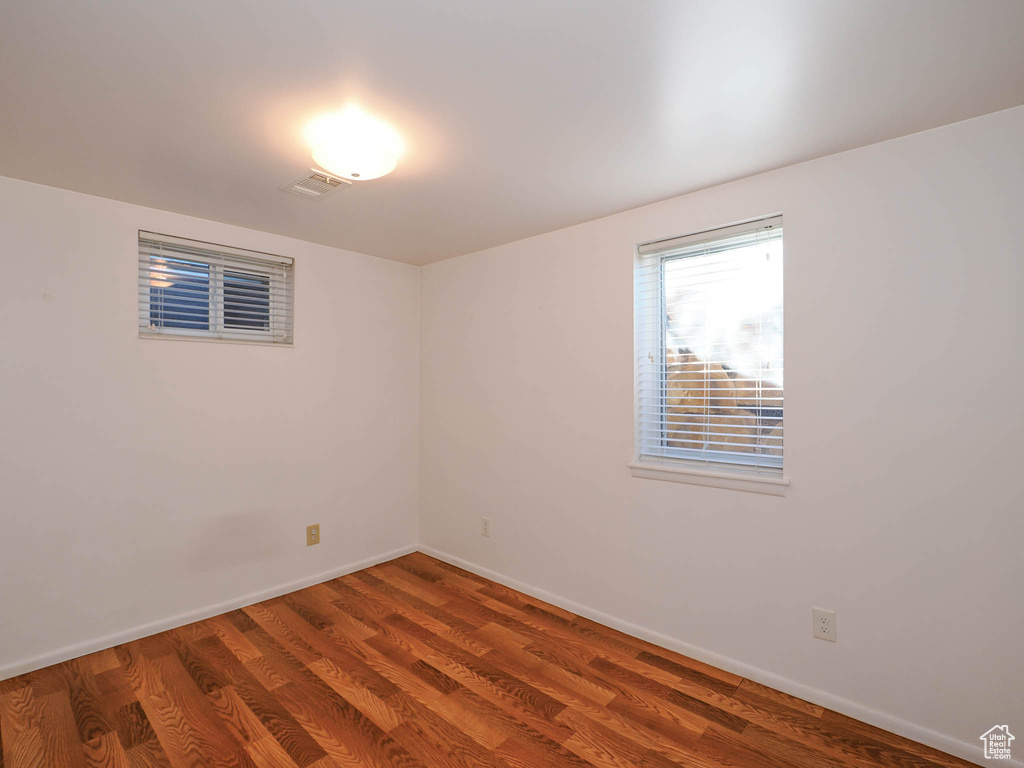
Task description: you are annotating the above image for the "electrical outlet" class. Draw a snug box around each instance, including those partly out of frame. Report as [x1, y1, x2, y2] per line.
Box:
[481, 517, 490, 537]
[813, 607, 836, 642]
[306, 524, 320, 546]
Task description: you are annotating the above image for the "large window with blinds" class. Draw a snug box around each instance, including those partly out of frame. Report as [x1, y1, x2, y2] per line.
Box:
[139, 231, 294, 344]
[635, 216, 783, 475]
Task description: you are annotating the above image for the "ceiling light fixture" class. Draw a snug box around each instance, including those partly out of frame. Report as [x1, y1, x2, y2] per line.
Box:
[305, 106, 403, 182]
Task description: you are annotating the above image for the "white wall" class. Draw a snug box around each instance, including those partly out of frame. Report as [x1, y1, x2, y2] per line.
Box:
[420, 106, 1024, 760]
[0, 176, 420, 676]
[2, 106, 1020, 763]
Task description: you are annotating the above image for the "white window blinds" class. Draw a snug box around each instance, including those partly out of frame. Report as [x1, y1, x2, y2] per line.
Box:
[635, 216, 783, 474]
[139, 231, 294, 344]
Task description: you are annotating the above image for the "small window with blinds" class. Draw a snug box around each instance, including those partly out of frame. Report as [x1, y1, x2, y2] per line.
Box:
[139, 231, 294, 344]
[635, 216, 783, 475]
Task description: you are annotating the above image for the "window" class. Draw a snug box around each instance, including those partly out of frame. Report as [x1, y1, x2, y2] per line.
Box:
[635, 216, 783, 477]
[139, 231, 293, 343]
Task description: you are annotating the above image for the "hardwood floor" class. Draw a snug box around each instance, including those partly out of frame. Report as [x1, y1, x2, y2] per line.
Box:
[0, 552, 973, 768]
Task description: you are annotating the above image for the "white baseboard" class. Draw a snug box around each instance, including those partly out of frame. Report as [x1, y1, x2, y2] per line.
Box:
[419, 545, 1005, 768]
[0, 543, 418, 683]
[3, 542, 1011, 768]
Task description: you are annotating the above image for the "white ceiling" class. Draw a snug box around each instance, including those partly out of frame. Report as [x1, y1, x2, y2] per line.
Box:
[2, 1, 1023, 265]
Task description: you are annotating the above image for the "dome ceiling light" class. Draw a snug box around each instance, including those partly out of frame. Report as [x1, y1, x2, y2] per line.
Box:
[305, 106, 403, 182]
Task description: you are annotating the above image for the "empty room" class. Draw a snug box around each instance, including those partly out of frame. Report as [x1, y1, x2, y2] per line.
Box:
[0, 1, 1021, 766]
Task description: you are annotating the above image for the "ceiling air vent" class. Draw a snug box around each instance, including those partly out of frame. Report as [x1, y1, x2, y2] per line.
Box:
[281, 169, 351, 199]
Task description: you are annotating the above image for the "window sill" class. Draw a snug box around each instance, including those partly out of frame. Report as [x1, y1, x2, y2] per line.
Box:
[139, 331, 293, 348]
[628, 461, 789, 496]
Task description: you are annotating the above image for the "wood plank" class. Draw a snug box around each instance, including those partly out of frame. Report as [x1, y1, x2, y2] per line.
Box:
[734, 678, 824, 719]
[696, 722, 807, 768]
[382, 613, 572, 744]
[61, 661, 115, 744]
[81, 733, 131, 768]
[636, 648, 743, 696]
[2, 727, 45, 768]
[0, 552, 977, 768]
[1, 687, 44, 743]
[559, 707, 691, 768]
[138, 654, 257, 768]
[273, 682, 426, 768]
[387, 702, 511, 768]
[206, 616, 263, 665]
[347, 573, 492, 655]
[245, 735, 301, 768]
[77, 649, 121, 677]
[193, 636, 327, 768]
[308, 658, 406, 733]
[400, 554, 490, 596]
[35, 691, 85, 768]
[205, 686, 272, 747]
[493, 731, 599, 768]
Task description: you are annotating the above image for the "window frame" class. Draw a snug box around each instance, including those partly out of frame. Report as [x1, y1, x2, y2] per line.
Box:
[631, 216, 788, 494]
[139, 231, 294, 345]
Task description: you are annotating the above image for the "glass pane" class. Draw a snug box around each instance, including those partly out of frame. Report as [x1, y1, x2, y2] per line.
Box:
[149, 257, 210, 330]
[662, 232, 783, 459]
[223, 270, 270, 331]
